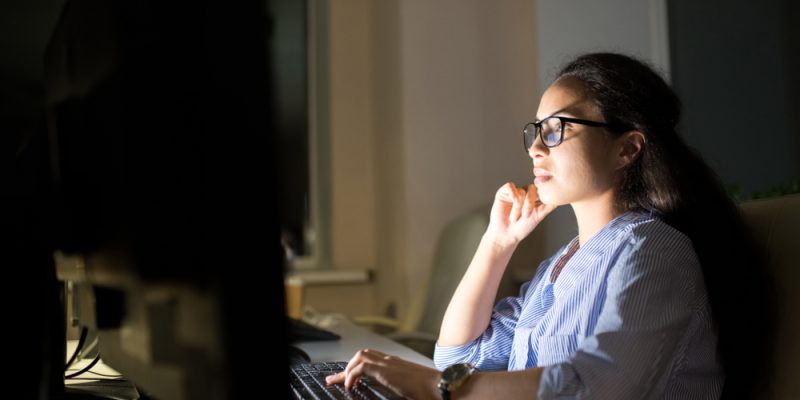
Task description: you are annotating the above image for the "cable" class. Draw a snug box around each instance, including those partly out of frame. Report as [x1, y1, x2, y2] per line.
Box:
[65, 326, 88, 371]
[83, 370, 123, 378]
[65, 366, 123, 379]
[65, 353, 101, 379]
[76, 335, 99, 362]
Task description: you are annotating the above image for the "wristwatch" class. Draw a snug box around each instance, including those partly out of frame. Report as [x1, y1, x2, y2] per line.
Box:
[438, 363, 478, 400]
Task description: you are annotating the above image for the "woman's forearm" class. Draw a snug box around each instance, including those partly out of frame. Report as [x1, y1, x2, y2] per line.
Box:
[457, 368, 542, 399]
[438, 233, 517, 346]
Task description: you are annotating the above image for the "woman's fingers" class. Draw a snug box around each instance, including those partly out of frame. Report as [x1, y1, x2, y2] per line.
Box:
[344, 348, 379, 376]
[327, 349, 440, 399]
[325, 371, 345, 385]
[328, 349, 389, 390]
[489, 181, 556, 245]
[509, 184, 542, 221]
[363, 349, 388, 358]
[509, 194, 521, 222]
[344, 362, 367, 391]
[496, 182, 517, 201]
[507, 183, 529, 222]
[521, 184, 536, 217]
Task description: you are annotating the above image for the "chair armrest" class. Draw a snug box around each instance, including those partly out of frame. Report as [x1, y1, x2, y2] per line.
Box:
[351, 315, 402, 330]
[386, 331, 438, 359]
[353, 316, 439, 358]
[386, 331, 438, 343]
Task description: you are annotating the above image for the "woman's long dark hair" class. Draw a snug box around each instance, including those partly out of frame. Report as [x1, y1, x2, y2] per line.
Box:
[557, 53, 775, 399]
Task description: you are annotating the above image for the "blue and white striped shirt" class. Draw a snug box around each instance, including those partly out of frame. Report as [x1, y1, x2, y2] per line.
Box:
[434, 211, 723, 399]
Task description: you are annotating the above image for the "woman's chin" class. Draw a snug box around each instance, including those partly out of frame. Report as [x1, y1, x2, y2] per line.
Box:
[537, 192, 557, 206]
[537, 190, 569, 207]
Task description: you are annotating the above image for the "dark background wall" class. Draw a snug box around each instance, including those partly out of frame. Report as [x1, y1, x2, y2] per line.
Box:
[1, 0, 61, 160]
[669, 0, 800, 198]
[4, 2, 64, 395]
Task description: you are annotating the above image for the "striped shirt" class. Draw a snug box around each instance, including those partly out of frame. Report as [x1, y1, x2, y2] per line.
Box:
[434, 211, 723, 399]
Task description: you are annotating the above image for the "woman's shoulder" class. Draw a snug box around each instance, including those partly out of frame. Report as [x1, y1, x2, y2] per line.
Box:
[623, 211, 690, 240]
[608, 212, 705, 299]
[616, 212, 697, 258]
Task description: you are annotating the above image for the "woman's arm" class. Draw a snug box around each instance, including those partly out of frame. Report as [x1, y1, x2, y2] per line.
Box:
[326, 348, 543, 400]
[438, 182, 555, 346]
[437, 234, 517, 346]
[457, 368, 543, 400]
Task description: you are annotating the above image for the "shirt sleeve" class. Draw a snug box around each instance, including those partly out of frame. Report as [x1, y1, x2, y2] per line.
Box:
[434, 259, 551, 371]
[538, 224, 703, 399]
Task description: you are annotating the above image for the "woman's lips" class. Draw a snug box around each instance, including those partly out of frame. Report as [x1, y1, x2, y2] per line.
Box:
[533, 168, 552, 185]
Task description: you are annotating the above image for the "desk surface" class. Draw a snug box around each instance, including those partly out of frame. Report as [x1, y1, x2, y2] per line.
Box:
[65, 340, 140, 398]
[295, 315, 436, 368]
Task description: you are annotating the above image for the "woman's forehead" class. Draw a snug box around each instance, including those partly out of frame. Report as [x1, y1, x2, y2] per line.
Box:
[536, 77, 601, 121]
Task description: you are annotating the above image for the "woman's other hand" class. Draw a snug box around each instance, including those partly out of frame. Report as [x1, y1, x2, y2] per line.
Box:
[487, 182, 556, 247]
[325, 349, 440, 400]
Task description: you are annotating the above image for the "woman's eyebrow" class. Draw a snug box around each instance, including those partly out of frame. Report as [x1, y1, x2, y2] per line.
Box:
[535, 108, 574, 122]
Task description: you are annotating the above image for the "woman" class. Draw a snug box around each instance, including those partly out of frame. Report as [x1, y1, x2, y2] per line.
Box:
[326, 53, 773, 399]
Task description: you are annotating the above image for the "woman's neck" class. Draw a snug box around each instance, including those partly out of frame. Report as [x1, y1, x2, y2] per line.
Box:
[571, 190, 623, 247]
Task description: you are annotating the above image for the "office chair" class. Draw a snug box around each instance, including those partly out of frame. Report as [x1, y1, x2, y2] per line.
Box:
[739, 194, 800, 399]
[354, 208, 490, 358]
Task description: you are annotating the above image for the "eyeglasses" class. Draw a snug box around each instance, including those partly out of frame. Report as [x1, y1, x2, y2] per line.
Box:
[523, 116, 613, 150]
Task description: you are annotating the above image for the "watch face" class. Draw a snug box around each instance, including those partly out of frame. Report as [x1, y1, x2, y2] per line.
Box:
[442, 363, 473, 381]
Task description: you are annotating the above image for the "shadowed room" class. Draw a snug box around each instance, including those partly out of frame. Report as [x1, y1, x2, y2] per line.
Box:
[6, 0, 799, 399]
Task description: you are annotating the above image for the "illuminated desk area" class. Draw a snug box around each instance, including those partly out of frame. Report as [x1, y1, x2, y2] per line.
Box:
[295, 314, 435, 368]
[62, 315, 433, 400]
[64, 340, 140, 399]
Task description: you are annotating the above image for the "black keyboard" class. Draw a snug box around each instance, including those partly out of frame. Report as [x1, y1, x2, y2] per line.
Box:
[290, 361, 405, 399]
[290, 318, 341, 342]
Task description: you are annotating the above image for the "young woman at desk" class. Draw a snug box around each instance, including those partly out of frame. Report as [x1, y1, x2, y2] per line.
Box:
[326, 53, 772, 399]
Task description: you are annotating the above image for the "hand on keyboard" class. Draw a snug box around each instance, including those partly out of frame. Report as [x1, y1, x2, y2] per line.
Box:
[324, 349, 441, 400]
[290, 361, 404, 399]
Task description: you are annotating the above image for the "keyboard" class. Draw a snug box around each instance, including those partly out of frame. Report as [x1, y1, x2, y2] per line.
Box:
[290, 361, 405, 399]
[290, 318, 341, 342]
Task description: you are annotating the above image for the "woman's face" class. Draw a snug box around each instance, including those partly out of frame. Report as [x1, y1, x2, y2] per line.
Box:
[530, 77, 621, 206]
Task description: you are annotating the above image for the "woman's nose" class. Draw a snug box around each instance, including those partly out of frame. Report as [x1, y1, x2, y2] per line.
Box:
[528, 133, 547, 158]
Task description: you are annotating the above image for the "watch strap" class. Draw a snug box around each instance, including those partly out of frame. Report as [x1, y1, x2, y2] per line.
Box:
[438, 381, 451, 400]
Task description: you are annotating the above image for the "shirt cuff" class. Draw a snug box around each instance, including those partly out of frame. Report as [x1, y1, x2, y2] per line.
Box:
[433, 341, 478, 370]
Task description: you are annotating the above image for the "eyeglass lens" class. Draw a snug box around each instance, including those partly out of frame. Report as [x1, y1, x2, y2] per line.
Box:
[524, 117, 563, 150]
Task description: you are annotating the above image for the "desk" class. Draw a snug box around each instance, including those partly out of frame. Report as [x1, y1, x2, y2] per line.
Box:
[65, 340, 140, 399]
[295, 315, 436, 368]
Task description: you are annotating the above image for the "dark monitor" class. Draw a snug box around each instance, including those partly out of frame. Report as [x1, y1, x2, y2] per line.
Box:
[44, 0, 289, 398]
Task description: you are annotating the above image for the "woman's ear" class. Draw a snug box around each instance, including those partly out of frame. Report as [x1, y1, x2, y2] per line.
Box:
[616, 131, 645, 169]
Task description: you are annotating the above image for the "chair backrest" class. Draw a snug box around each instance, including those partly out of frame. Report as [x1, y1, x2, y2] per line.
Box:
[739, 194, 800, 399]
[401, 209, 489, 335]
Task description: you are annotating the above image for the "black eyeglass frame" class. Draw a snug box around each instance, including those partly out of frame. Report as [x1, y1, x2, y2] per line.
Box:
[523, 116, 615, 150]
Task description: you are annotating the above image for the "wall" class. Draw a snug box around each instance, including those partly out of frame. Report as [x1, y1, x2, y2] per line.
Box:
[324, 0, 539, 317]
[396, 0, 539, 307]
[669, 0, 800, 198]
[329, 0, 378, 270]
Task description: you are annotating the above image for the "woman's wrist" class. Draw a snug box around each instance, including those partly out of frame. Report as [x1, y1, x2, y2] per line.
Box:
[482, 231, 520, 254]
[431, 370, 443, 400]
